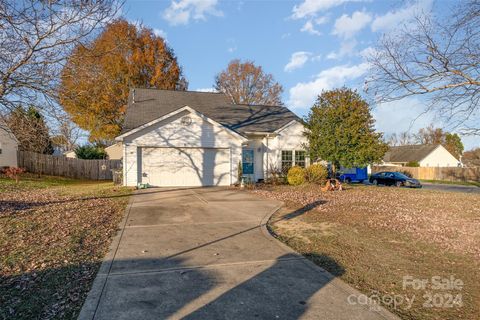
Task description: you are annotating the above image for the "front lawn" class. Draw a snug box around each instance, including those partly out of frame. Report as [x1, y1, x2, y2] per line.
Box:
[0, 174, 132, 319]
[252, 184, 480, 320]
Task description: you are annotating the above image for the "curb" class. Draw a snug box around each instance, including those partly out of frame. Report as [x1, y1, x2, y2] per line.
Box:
[77, 193, 135, 320]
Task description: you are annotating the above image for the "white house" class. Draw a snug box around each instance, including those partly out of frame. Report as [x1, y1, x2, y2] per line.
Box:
[0, 122, 19, 167]
[116, 88, 308, 187]
[383, 144, 460, 167]
[64, 150, 77, 158]
[105, 142, 123, 160]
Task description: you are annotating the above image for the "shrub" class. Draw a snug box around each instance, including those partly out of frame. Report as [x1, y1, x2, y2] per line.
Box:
[287, 166, 306, 186]
[237, 160, 243, 185]
[305, 164, 328, 184]
[2, 167, 26, 183]
[406, 161, 420, 167]
[266, 164, 286, 185]
[75, 145, 107, 159]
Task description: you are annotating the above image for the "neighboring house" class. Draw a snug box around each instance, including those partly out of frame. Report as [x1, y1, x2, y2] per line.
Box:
[116, 88, 308, 187]
[0, 122, 19, 167]
[383, 144, 460, 167]
[105, 142, 122, 160]
[64, 150, 77, 158]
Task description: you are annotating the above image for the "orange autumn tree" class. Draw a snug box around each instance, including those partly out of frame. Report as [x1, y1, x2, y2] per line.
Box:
[59, 19, 187, 142]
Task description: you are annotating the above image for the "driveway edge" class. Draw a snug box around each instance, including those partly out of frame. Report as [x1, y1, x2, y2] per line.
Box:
[259, 202, 400, 320]
[77, 193, 135, 320]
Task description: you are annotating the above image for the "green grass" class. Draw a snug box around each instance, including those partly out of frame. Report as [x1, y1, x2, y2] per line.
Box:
[0, 173, 86, 192]
[0, 175, 132, 319]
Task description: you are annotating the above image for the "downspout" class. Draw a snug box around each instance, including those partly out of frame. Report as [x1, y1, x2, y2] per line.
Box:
[265, 134, 271, 181]
[122, 141, 127, 186]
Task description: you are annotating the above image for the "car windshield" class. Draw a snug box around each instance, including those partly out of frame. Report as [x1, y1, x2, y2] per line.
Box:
[394, 172, 410, 179]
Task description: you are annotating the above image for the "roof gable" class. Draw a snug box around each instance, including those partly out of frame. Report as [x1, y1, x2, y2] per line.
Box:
[118, 105, 247, 142]
[122, 88, 300, 135]
[383, 144, 440, 163]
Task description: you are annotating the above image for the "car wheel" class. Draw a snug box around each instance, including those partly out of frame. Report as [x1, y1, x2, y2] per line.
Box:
[396, 181, 403, 187]
[372, 179, 378, 186]
[345, 177, 352, 184]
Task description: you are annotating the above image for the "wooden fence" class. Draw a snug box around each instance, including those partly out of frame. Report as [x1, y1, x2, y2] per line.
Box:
[372, 166, 480, 182]
[18, 151, 122, 180]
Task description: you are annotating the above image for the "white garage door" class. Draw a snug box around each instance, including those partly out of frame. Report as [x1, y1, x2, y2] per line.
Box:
[140, 147, 231, 187]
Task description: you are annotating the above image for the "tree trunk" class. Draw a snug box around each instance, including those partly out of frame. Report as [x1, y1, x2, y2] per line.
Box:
[331, 162, 338, 178]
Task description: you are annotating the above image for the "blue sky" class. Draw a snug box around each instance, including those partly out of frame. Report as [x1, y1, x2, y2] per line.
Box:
[123, 0, 478, 150]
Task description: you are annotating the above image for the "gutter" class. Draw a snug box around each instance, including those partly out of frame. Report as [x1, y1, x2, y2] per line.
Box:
[243, 131, 279, 137]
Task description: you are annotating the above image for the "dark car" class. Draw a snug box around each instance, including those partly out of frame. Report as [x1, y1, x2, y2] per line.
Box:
[369, 171, 422, 188]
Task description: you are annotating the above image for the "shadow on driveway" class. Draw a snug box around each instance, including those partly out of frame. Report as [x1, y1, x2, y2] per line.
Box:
[89, 253, 345, 319]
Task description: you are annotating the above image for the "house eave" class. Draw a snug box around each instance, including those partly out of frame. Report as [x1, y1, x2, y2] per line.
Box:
[116, 105, 248, 143]
[243, 131, 279, 137]
[274, 119, 300, 134]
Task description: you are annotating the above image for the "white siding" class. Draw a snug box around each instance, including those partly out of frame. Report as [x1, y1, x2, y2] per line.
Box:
[0, 128, 18, 167]
[265, 121, 308, 176]
[105, 142, 123, 160]
[64, 151, 76, 158]
[121, 110, 243, 186]
[126, 110, 234, 148]
[123, 144, 139, 186]
[419, 145, 460, 167]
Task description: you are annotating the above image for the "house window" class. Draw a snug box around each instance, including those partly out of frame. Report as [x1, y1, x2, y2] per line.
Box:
[281, 150, 293, 173]
[295, 150, 306, 168]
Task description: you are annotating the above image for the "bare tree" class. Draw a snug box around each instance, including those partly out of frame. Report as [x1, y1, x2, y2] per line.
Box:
[6, 106, 53, 154]
[49, 111, 84, 152]
[398, 131, 412, 145]
[385, 131, 414, 146]
[367, 0, 480, 134]
[0, 0, 121, 131]
[462, 148, 480, 167]
[413, 125, 444, 145]
[215, 59, 284, 106]
[385, 133, 399, 146]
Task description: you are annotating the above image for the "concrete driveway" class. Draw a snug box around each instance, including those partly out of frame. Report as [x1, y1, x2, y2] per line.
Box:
[79, 188, 397, 320]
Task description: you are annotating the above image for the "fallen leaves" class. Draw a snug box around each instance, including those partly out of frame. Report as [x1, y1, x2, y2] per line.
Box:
[251, 184, 480, 260]
[0, 180, 131, 319]
[254, 184, 480, 320]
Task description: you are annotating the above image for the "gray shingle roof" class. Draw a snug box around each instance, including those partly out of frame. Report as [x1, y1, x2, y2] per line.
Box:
[122, 88, 300, 135]
[383, 144, 440, 163]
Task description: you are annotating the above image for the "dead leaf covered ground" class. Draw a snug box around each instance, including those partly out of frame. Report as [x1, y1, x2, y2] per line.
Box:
[251, 184, 480, 320]
[0, 174, 132, 319]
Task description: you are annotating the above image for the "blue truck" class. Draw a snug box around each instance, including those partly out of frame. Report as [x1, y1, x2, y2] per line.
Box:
[337, 167, 368, 183]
